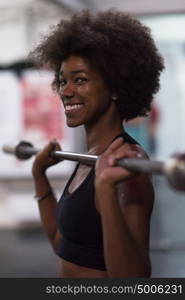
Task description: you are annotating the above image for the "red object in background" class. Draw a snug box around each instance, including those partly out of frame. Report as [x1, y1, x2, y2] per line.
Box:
[21, 71, 64, 141]
[150, 103, 159, 123]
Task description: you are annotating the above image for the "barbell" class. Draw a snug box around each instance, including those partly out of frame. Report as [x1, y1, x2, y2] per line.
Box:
[2, 141, 185, 191]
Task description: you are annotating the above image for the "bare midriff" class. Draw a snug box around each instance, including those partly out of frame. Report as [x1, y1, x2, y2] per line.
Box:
[59, 259, 108, 278]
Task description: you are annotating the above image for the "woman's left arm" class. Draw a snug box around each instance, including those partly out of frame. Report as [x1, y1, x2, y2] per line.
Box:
[95, 138, 154, 278]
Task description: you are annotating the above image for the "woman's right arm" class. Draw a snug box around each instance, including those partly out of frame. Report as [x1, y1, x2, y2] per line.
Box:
[32, 139, 62, 254]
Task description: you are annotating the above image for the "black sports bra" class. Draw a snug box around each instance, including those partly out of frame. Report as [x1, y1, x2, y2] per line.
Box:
[56, 131, 138, 270]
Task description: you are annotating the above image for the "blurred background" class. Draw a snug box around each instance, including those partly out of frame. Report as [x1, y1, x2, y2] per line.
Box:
[0, 0, 185, 277]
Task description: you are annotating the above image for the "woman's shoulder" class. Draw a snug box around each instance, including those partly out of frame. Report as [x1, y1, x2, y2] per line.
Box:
[121, 131, 150, 159]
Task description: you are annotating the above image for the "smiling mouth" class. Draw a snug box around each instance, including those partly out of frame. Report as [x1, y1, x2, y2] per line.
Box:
[65, 104, 84, 112]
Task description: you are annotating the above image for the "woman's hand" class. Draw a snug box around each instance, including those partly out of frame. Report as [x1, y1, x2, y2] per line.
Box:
[95, 137, 141, 193]
[32, 139, 62, 176]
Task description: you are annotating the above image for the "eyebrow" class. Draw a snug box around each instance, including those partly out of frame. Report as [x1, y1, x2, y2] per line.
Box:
[59, 69, 88, 77]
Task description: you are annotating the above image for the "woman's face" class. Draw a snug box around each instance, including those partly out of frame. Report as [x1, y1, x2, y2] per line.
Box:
[58, 55, 111, 127]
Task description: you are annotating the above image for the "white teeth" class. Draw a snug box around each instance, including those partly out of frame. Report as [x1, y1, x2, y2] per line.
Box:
[65, 104, 84, 111]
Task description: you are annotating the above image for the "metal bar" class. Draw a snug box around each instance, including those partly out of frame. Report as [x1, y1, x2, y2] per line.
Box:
[2, 142, 164, 173]
[3, 141, 185, 191]
[118, 158, 164, 173]
[50, 150, 98, 166]
[52, 151, 164, 172]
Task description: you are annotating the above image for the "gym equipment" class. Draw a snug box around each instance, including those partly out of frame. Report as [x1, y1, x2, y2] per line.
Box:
[2, 141, 185, 191]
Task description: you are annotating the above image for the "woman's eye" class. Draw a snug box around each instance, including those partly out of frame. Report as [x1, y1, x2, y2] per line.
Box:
[75, 77, 87, 84]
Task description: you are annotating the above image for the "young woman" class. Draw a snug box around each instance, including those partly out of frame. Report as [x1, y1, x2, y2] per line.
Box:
[30, 9, 164, 277]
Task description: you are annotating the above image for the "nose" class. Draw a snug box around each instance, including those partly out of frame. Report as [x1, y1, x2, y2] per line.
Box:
[60, 81, 75, 98]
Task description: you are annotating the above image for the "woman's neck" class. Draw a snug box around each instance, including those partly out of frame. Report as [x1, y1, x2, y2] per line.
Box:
[84, 110, 123, 155]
